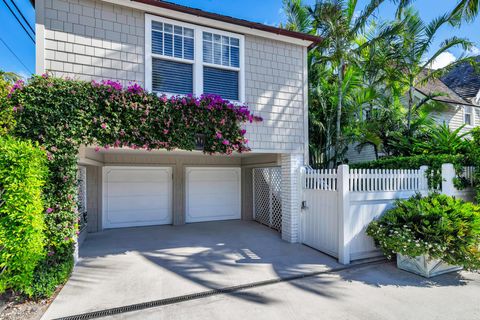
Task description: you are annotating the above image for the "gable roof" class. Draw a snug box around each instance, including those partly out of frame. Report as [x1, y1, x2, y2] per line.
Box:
[441, 56, 480, 103]
[31, 0, 322, 46]
[414, 75, 474, 106]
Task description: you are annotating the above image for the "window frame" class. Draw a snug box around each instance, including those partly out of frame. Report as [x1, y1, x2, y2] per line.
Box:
[145, 14, 245, 102]
[463, 105, 474, 126]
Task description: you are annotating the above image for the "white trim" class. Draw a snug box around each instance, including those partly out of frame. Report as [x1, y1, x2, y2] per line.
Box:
[203, 62, 240, 72]
[474, 89, 480, 106]
[151, 53, 195, 64]
[185, 167, 242, 223]
[145, 16, 152, 92]
[102, 166, 173, 229]
[145, 14, 245, 102]
[463, 105, 474, 127]
[100, 0, 313, 47]
[35, 0, 45, 74]
[302, 46, 309, 165]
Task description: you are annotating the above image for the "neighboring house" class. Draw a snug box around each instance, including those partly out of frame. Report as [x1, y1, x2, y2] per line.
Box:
[32, 0, 319, 243]
[346, 59, 480, 163]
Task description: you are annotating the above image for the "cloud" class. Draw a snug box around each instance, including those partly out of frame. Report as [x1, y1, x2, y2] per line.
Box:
[429, 52, 456, 70]
[467, 46, 480, 56]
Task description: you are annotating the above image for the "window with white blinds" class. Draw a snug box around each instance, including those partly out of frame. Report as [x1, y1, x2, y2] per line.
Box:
[202, 32, 240, 100]
[146, 15, 244, 101]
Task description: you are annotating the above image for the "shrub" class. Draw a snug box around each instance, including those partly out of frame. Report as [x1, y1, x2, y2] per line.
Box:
[367, 193, 480, 270]
[0, 136, 48, 296]
[0, 72, 19, 135]
[30, 257, 73, 298]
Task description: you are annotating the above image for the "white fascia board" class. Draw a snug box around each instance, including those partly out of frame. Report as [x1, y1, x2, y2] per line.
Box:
[100, 0, 313, 48]
[35, 0, 45, 74]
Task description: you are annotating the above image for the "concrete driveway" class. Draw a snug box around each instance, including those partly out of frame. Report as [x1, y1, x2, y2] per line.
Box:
[42, 220, 342, 319]
[104, 262, 480, 320]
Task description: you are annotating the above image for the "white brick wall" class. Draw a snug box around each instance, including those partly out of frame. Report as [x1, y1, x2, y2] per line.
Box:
[40, 0, 307, 155]
[281, 153, 304, 243]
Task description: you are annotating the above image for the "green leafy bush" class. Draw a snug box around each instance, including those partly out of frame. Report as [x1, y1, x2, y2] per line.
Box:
[30, 257, 73, 298]
[367, 193, 480, 270]
[0, 71, 20, 135]
[351, 154, 471, 189]
[0, 136, 48, 295]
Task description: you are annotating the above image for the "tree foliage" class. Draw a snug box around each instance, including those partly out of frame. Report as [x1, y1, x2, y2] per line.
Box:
[281, 0, 478, 167]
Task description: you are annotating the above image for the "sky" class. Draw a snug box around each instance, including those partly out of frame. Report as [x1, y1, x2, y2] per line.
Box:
[0, 0, 479, 77]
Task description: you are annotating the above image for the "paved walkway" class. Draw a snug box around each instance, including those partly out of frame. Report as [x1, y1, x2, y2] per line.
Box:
[105, 262, 480, 320]
[42, 221, 341, 319]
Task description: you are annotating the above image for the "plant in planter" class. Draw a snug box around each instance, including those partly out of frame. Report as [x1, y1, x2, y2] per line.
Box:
[367, 193, 480, 277]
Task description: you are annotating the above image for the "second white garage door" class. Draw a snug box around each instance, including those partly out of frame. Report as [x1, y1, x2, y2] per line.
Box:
[185, 167, 241, 223]
[103, 166, 173, 229]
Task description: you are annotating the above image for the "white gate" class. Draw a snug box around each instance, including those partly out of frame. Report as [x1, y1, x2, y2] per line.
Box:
[253, 167, 282, 231]
[302, 168, 339, 257]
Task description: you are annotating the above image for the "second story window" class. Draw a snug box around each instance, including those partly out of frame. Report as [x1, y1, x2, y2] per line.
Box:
[464, 106, 473, 126]
[151, 21, 194, 95]
[146, 15, 245, 102]
[202, 32, 240, 101]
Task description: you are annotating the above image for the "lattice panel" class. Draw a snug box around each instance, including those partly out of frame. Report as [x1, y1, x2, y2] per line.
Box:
[253, 167, 282, 231]
[77, 166, 87, 231]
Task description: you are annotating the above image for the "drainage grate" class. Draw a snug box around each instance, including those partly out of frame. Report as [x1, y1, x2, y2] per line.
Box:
[52, 259, 386, 320]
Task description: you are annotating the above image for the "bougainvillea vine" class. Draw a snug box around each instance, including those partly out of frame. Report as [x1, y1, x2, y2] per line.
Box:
[6, 74, 261, 295]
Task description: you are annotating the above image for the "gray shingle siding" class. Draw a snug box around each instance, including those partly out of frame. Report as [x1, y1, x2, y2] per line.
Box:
[40, 0, 307, 154]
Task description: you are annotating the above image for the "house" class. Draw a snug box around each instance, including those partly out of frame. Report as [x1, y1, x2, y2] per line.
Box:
[32, 0, 320, 243]
[346, 60, 480, 163]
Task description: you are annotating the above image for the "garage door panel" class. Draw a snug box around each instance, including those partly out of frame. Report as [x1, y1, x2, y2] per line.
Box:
[103, 167, 172, 228]
[187, 193, 240, 207]
[186, 167, 241, 223]
[106, 195, 171, 212]
[105, 209, 170, 225]
[105, 169, 170, 183]
[106, 182, 170, 197]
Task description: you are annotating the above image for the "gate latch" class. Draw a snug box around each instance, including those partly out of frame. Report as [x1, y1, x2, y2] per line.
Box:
[301, 201, 308, 210]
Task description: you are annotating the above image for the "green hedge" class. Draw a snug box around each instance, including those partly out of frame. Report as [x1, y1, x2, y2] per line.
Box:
[351, 154, 471, 189]
[0, 136, 48, 296]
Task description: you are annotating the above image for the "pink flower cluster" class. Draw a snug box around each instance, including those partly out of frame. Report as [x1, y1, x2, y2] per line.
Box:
[8, 79, 24, 97]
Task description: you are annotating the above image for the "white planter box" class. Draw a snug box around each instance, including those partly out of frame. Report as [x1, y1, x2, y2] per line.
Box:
[397, 254, 462, 278]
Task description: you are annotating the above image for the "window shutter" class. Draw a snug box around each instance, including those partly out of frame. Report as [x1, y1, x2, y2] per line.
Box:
[152, 58, 193, 95]
[203, 66, 239, 101]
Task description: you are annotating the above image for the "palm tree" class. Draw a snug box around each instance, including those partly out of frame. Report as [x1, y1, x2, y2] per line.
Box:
[390, 8, 475, 134]
[451, 0, 479, 23]
[308, 0, 405, 164]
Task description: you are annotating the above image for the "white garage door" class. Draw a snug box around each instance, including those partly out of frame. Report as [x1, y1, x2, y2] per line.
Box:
[186, 167, 241, 223]
[103, 167, 172, 229]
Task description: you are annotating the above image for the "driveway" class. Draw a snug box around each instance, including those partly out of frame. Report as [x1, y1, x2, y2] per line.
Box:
[105, 263, 480, 320]
[42, 220, 342, 319]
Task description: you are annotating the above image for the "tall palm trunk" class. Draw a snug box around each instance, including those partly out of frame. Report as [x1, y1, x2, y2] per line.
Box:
[335, 58, 344, 164]
[406, 84, 414, 134]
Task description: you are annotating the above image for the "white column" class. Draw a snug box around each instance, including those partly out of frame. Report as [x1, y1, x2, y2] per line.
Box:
[337, 164, 351, 265]
[441, 163, 456, 196]
[281, 153, 304, 243]
[419, 165, 429, 196]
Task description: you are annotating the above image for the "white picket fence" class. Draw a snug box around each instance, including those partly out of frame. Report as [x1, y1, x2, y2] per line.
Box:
[301, 164, 475, 264]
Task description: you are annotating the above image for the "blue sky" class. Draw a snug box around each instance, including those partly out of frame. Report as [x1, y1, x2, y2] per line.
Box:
[1, 0, 479, 76]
